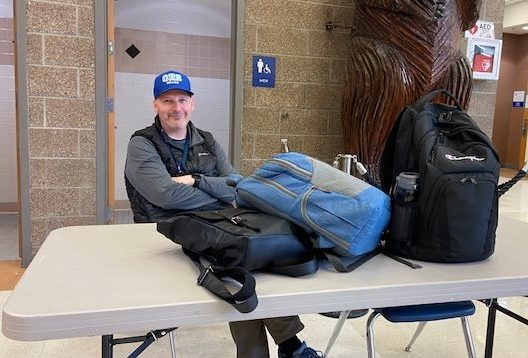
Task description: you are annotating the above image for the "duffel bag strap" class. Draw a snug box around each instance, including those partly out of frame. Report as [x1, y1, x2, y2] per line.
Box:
[183, 249, 258, 313]
[323, 249, 379, 272]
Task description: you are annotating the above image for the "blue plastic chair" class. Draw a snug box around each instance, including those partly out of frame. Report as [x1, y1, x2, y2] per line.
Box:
[324, 301, 476, 358]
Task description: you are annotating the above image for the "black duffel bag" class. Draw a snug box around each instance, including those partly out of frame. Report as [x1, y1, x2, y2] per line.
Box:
[157, 207, 318, 313]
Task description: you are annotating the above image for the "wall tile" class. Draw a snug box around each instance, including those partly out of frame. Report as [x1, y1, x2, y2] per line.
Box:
[242, 107, 281, 134]
[470, 92, 497, 116]
[79, 188, 96, 215]
[329, 59, 346, 84]
[281, 135, 303, 153]
[27, 1, 76, 35]
[28, 97, 45, 127]
[243, 81, 256, 106]
[473, 115, 494, 138]
[78, 5, 94, 37]
[29, 128, 79, 158]
[254, 82, 305, 108]
[26, 34, 42, 64]
[473, 79, 498, 93]
[240, 159, 266, 177]
[79, 68, 95, 98]
[278, 56, 331, 83]
[44, 36, 94, 68]
[482, 0, 505, 24]
[280, 109, 329, 135]
[306, 30, 350, 58]
[30, 188, 79, 217]
[29, 159, 47, 187]
[46, 98, 95, 128]
[46, 159, 96, 188]
[303, 83, 342, 110]
[28, 66, 77, 97]
[254, 134, 283, 159]
[48, 216, 96, 233]
[328, 110, 343, 135]
[79, 129, 96, 159]
[247, 0, 332, 30]
[30, 218, 48, 255]
[257, 26, 307, 55]
[303, 135, 344, 160]
[241, 133, 254, 159]
[244, 24, 257, 52]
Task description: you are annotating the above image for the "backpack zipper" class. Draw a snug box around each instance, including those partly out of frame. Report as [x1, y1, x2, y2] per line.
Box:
[266, 158, 312, 181]
[300, 187, 351, 251]
[250, 174, 297, 198]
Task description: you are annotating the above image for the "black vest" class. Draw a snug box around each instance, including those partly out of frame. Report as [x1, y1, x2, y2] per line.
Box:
[125, 119, 218, 223]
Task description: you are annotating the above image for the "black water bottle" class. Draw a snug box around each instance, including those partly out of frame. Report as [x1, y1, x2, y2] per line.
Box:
[393, 172, 419, 202]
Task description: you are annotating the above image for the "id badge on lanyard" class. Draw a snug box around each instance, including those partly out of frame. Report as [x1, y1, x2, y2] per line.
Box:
[175, 135, 190, 176]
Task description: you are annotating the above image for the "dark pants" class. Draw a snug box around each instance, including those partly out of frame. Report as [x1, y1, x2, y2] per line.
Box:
[229, 316, 304, 358]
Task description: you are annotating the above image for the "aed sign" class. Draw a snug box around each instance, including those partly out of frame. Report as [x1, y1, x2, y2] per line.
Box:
[465, 20, 495, 39]
[252, 56, 276, 88]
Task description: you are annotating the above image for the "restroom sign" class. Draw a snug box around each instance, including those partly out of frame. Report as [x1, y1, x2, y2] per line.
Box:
[513, 91, 525, 108]
[252, 56, 276, 88]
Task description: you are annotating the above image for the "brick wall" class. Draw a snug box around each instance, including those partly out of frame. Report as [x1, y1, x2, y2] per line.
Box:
[240, 0, 353, 175]
[25, 0, 96, 253]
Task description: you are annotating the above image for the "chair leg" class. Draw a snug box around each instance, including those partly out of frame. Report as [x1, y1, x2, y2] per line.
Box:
[323, 310, 351, 357]
[404, 322, 427, 352]
[366, 312, 382, 358]
[169, 330, 177, 358]
[460, 317, 476, 358]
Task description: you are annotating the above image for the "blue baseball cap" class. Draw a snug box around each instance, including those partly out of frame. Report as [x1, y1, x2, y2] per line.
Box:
[153, 70, 193, 98]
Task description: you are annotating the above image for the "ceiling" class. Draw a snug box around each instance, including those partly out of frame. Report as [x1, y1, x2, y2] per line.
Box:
[503, 0, 528, 35]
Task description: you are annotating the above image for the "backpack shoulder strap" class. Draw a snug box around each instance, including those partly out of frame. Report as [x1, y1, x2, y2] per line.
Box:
[184, 249, 258, 313]
[414, 89, 462, 111]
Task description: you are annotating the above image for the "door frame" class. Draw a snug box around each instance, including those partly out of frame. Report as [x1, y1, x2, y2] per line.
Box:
[96, 0, 246, 221]
[14, 0, 31, 267]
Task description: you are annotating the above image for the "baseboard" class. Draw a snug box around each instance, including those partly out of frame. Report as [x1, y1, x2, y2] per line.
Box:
[0, 202, 18, 213]
[114, 200, 131, 210]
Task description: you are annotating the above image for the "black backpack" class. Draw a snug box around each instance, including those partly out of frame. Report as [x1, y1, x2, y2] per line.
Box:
[380, 89, 500, 263]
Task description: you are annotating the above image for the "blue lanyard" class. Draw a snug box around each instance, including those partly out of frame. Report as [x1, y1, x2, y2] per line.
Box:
[175, 134, 190, 175]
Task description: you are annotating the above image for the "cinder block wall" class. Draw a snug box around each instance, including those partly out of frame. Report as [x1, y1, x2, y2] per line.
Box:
[240, 0, 353, 175]
[22, 0, 503, 254]
[25, 0, 96, 254]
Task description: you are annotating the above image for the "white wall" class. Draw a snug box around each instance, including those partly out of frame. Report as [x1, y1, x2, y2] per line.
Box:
[0, 65, 17, 205]
[115, 0, 231, 37]
[115, 73, 230, 201]
[0, 1, 12, 17]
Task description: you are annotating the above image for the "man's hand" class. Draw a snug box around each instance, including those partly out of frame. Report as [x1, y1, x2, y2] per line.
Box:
[171, 175, 195, 186]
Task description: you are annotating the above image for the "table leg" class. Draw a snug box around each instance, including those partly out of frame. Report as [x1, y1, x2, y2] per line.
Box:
[484, 299, 497, 358]
[102, 335, 113, 358]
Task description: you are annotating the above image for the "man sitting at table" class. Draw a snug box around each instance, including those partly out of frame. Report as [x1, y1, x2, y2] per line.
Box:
[124, 70, 321, 358]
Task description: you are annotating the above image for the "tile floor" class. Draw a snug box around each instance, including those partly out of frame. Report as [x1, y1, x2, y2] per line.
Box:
[0, 173, 527, 357]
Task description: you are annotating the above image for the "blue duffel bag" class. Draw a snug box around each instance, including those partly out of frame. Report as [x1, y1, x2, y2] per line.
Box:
[233, 152, 391, 271]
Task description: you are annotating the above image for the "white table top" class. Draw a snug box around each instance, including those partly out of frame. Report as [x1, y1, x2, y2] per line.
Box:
[3, 216, 528, 341]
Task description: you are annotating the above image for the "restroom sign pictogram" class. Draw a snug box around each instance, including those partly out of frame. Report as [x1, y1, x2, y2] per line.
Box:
[252, 56, 276, 88]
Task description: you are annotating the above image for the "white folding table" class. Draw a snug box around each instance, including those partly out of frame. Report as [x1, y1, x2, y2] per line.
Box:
[3, 216, 528, 357]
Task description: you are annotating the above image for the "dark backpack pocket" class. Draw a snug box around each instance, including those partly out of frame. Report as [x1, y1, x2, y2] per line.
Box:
[420, 172, 497, 262]
[386, 200, 419, 253]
